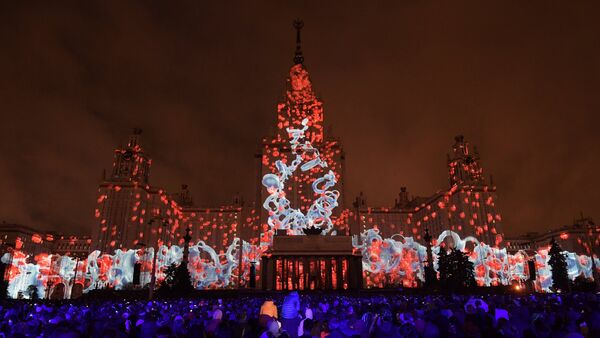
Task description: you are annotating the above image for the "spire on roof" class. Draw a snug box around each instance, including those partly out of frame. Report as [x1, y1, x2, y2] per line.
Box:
[293, 19, 304, 65]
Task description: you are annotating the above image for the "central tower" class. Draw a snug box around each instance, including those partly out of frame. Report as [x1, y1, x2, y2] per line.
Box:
[255, 21, 347, 243]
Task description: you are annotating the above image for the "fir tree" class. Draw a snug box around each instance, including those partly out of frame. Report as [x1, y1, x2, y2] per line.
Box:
[438, 248, 476, 291]
[163, 263, 178, 287]
[423, 229, 438, 287]
[26, 285, 40, 300]
[157, 262, 194, 297]
[156, 263, 178, 295]
[173, 261, 194, 293]
[0, 280, 7, 299]
[0, 262, 7, 299]
[437, 247, 449, 283]
[548, 238, 570, 292]
[453, 249, 476, 288]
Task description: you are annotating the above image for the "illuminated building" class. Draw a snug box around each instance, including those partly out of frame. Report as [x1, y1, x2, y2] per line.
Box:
[91, 128, 182, 253]
[0, 223, 56, 258]
[255, 20, 348, 241]
[261, 234, 363, 291]
[93, 22, 503, 264]
[91, 130, 247, 255]
[506, 216, 599, 256]
[174, 185, 247, 255]
[352, 135, 504, 247]
[0, 223, 91, 260]
[52, 235, 92, 259]
[2, 21, 600, 298]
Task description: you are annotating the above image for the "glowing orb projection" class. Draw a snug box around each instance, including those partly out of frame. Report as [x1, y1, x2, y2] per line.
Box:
[262, 118, 340, 237]
[352, 228, 598, 292]
[2, 229, 598, 298]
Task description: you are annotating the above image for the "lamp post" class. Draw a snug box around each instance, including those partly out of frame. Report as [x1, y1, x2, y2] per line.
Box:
[238, 238, 244, 288]
[148, 216, 169, 300]
[423, 228, 436, 288]
[69, 256, 80, 299]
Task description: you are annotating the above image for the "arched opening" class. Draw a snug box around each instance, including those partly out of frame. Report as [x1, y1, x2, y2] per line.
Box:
[50, 283, 65, 300]
[71, 283, 84, 299]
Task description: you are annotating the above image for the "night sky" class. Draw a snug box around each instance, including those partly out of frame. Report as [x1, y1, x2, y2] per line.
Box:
[1, 1, 598, 237]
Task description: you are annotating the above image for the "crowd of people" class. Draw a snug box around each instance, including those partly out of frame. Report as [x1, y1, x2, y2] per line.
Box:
[0, 291, 599, 337]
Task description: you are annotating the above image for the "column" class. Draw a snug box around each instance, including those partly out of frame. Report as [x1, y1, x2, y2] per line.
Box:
[336, 257, 343, 289]
[325, 258, 333, 290]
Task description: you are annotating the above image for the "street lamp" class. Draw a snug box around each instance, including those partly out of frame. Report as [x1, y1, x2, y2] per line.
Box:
[423, 228, 436, 288]
[148, 216, 169, 300]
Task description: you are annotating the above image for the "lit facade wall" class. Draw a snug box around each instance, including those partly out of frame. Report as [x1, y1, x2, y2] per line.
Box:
[92, 129, 183, 253]
[0, 223, 92, 262]
[256, 63, 348, 242]
[52, 236, 92, 259]
[506, 217, 600, 256]
[353, 136, 504, 247]
[91, 130, 251, 255]
[92, 182, 182, 252]
[179, 206, 241, 254]
[0, 223, 56, 258]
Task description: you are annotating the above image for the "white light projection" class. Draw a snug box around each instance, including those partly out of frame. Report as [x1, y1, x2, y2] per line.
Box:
[3, 119, 600, 296]
[2, 252, 45, 299]
[3, 233, 599, 297]
[187, 239, 240, 289]
[262, 118, 340, 238]
[353, 229, 600, 290]
[352, 228, 427, 282]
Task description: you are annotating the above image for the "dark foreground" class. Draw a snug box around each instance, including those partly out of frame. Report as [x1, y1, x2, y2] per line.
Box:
[1, 291, 599, 338]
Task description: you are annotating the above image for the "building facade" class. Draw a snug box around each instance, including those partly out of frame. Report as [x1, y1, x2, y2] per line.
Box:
[254, 41, 348, 240]
[5, 22, 599, 265]
[505, 216, 599, 256]
[351, 135, 504, 247]
[91, 130, 250, 255]
[0, 223, 56, 258]
[72, 22, 507, 256]
[91, 129, 183, 253]
[0, 223, 91, 260]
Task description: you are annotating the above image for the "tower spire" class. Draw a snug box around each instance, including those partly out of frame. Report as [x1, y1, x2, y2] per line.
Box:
[293, 19, 304, 64]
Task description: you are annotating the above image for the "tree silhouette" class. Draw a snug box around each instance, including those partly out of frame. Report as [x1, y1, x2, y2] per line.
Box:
[423, 229, 437, 288]
[438, 248, 476, 291]
[437, 247, 449, 283]
[548, 238, 570, 292]
[173, 261, 194, 293]
[26, 285, 40, 300]
[0, 262, 7, 299]
[157, 262, 194, 297]
[156, 263, 177, 295]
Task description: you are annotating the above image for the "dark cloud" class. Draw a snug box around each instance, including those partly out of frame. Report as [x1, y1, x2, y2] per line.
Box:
[0, 1, 598, 236]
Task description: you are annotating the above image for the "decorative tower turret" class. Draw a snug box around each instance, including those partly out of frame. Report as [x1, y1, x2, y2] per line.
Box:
[444, 135, 504, 245]
[92, 129, 179, 253]
[110, 128, 151, 184]
[447, 135, 484, 187]
[257, 20, 347, 242]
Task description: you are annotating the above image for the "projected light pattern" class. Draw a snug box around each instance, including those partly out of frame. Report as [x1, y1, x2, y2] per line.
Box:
[3, 230, 599, 298]
[352, 228, 428, 287]
[352, 229, 599, 292]
[259, 63, 348, 238]
[262, 117, 340, 239]
[4, 108, 599, 297]
[2, 238, 260, 299]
